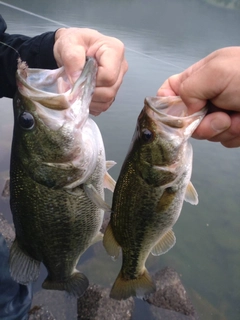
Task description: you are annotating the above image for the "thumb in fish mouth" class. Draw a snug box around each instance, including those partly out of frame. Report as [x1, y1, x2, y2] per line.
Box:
[54, 40, 87, 85]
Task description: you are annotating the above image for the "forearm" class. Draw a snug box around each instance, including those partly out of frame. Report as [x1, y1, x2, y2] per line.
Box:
[0, 15, 58, 98]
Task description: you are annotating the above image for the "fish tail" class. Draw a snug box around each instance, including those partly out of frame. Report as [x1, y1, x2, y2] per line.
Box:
[9, 239, 40, 284]
[42, 271, 89, 298]
[110, 268, 156, 300]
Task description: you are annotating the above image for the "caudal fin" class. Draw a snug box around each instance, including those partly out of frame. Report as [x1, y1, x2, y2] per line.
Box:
[110, 268, 156, 300]
[42, 271, 89, 298]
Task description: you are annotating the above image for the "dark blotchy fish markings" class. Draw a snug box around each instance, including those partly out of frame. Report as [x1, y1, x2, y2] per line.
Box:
[9, 57, 116, 297]
[103, 96, 207, 300]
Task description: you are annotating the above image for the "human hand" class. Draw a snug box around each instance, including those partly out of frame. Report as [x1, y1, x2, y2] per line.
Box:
[54, 28, 128, 115]
[157, 47, 240, 148]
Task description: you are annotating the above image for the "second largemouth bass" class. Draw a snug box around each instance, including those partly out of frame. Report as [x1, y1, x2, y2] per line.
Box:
[9, 57, 115, 297]
[103, 96, 207, 300]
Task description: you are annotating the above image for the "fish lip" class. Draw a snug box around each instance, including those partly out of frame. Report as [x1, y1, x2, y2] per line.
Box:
[16, 57, 98, 111]
[144, 96, 208, 137]
[69, 57, 97, 107]
[145, 96, 208, 119]
[16, 66, 69, 109]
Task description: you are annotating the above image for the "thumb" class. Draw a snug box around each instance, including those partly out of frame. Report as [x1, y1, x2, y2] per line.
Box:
[61, 46, 86, 84]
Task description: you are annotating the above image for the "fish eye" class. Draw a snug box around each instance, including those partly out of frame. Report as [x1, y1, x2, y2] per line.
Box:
[141, 128, 153, 142]
[18, 112, 35, 130]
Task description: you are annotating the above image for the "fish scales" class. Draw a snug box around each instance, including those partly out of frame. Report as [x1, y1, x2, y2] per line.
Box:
[9, 57, 115, 298]
[103, 96, 207, 300]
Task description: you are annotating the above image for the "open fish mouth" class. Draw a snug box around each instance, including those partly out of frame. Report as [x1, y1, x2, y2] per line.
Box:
[15, 57, 98, 131]
[145, 96, 207, 117]
[16, 57, 97, 111]
[145, 96, 208, 133]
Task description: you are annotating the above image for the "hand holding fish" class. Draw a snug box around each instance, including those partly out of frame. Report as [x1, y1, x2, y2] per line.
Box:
[54, 28, 128, 115]
[157, 47, 240, 148]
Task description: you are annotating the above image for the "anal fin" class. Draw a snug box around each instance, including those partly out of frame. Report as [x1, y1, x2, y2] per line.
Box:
[104, 172, 116, 192]
[9, 239, 40, 284]
[151, 229, 176, 256]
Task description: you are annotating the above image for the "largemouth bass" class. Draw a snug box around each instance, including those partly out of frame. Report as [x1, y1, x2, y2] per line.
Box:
[9, 57, 115, 297]
[103, 96, 207, 300]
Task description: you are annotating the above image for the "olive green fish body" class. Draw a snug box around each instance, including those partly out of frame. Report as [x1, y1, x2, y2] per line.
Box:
[103, 96, 207, 300]
[9, 58, 114, 297]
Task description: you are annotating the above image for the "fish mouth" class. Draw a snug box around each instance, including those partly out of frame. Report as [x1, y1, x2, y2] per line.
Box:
[145, 96, 207, 118]
[16, 57, 97, 111]
[16, 57, 98, 130]
[145, 96, 207, 134]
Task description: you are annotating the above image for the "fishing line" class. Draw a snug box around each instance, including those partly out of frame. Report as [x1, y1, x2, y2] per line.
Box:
[0, 1, 183, 70]
[0, 40, 20, 56]
[0, 1, 69, 27]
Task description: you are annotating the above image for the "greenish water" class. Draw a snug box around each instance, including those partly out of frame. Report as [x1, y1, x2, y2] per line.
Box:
[0, 0, 240, 319]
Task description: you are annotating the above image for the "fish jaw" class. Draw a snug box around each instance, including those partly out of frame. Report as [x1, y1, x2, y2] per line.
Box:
[145, 96, 207, 140]
[16, 57, 97, 111]
[16, 57, 97, 126]
[12, 58, 99, 188]
[128, 96, 207, 171]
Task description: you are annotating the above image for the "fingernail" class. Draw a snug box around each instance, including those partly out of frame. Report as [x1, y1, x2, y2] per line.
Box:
[210, 118, 229, 133]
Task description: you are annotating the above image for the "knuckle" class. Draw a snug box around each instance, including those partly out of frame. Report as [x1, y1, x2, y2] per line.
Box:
[103, 89, 115, 103]
[102, 73, 116, 87]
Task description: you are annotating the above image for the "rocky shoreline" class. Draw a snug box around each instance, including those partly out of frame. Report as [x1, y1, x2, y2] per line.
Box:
[0, 210, 198, 320]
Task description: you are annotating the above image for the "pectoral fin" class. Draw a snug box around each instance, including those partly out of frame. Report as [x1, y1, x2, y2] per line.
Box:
[103, 223, 121, 260]
[184, 181, 198, 205]
[151, 229, 176, 256]
[83, 184, 111, 212]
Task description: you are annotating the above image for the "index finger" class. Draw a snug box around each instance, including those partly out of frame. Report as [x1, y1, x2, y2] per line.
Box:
[88, 37, 125, 87]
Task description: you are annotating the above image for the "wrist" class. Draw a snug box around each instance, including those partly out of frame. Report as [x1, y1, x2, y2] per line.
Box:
[54, 28, 67, 42]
